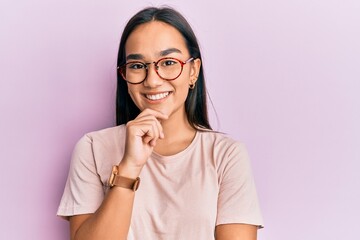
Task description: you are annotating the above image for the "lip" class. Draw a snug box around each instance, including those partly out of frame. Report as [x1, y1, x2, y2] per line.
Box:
[143, 91, 172, 103]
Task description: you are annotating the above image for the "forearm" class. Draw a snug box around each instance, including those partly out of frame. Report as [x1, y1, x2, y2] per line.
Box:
[71, 163, 142, 240]
[71, 109, 165, 239]
[72, 187, 135, 240]
[215, 224, 258, 240]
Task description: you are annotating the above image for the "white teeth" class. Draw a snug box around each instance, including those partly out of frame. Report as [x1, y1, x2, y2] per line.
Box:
[146, 92, 170, 100]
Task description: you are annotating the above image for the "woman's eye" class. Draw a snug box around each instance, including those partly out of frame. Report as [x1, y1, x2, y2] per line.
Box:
[128, 63, 145, 69]
[162, 60, 177, 66]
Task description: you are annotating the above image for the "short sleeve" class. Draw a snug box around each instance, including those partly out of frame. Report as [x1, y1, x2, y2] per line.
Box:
[57, 134, 105, 219]
[216, 142, 264, 228]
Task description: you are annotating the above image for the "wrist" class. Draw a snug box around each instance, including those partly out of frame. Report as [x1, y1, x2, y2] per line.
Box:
[117, 160, 143, 179]
[108, 165, 141, 191]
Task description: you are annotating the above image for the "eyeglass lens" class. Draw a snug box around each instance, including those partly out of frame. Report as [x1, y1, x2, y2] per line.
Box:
[121, 58, 184, 84]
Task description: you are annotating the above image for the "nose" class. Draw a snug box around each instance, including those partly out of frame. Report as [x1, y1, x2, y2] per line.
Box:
[143, 62, 163, 88]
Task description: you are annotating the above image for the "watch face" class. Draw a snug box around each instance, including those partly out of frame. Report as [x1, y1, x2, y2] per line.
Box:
[108, 165, 119, 187]
[133, 177, 141, 191]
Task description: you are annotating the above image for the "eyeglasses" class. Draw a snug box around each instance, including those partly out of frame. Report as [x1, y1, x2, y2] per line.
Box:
[118, 57, 194, 84]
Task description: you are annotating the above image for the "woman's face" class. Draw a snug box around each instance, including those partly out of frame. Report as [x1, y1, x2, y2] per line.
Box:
[124, 21, 201, 120]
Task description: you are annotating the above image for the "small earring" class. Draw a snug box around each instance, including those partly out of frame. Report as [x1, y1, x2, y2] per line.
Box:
[189, 82, 196, 89]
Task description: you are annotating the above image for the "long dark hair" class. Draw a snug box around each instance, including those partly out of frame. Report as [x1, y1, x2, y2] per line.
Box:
[116, 7, 212, 130]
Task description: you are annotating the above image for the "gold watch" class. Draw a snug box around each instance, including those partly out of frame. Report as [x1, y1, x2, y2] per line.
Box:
[108, 165, 140, 191]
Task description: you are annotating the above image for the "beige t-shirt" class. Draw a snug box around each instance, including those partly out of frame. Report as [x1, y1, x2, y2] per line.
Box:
[57, 125, 263, 239]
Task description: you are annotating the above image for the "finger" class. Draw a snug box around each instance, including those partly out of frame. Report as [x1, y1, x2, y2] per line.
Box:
[142, 135, 154, 145]
[132, 115, 164, 139]
[155, 117, 164, 139]
[142, 129, 157, 147]
[143, 137, 156, 147]
[149, 139, 157, 147]
[138, 122, 160, 144]
[127, 120, 158, 142]
[137, 108, 168, 121]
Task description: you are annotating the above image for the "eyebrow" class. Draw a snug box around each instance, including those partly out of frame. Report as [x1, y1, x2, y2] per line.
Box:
[159, 48, 182, 56]
[126, 54, 144, 61]
[125, 48, 182, 61]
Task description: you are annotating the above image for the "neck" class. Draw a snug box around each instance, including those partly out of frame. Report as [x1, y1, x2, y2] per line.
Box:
[154, 110, 196, 155]
[161, 111, 194, 141]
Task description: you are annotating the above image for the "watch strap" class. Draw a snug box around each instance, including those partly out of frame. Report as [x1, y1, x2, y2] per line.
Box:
[108, 165, 140, 191]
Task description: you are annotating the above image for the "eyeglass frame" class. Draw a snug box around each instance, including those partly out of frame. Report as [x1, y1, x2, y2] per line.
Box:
[117, 57, 194, 84]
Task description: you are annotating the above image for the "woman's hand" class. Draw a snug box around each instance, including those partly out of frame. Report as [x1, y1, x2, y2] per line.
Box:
[120, 108, 168, 172]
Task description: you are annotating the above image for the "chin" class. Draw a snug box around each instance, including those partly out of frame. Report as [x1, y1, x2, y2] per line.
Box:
[153, 107, 171, 116]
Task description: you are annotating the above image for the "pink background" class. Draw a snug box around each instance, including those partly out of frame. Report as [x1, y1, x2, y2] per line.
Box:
[1, 0, 359, 239]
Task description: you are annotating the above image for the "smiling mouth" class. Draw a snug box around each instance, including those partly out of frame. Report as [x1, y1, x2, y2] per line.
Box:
[145, 92, 171, 101]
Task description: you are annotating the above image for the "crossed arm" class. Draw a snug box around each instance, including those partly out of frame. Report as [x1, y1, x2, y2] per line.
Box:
[69, 187, 258, 240]
[71, 215, 257, 240]
[215, 223, 257, 240]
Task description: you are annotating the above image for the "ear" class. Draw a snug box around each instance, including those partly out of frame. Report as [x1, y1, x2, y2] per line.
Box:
[189, 58, 201, 85]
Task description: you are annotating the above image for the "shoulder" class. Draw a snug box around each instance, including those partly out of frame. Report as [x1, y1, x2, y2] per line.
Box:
[84, 124, 126, 144]
[195, 130, 250, 169]
[70, 125, 127, 181]
[73, 125, 126, 152]
[197, 130, 247, 155]
[72, 124, 126, 161]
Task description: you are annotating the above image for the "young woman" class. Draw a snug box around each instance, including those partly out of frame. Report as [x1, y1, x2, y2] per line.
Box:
[58, 7, 263, 240]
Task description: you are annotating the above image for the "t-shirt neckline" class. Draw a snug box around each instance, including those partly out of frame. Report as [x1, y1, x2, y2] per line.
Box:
[150, 130, 200, 163]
